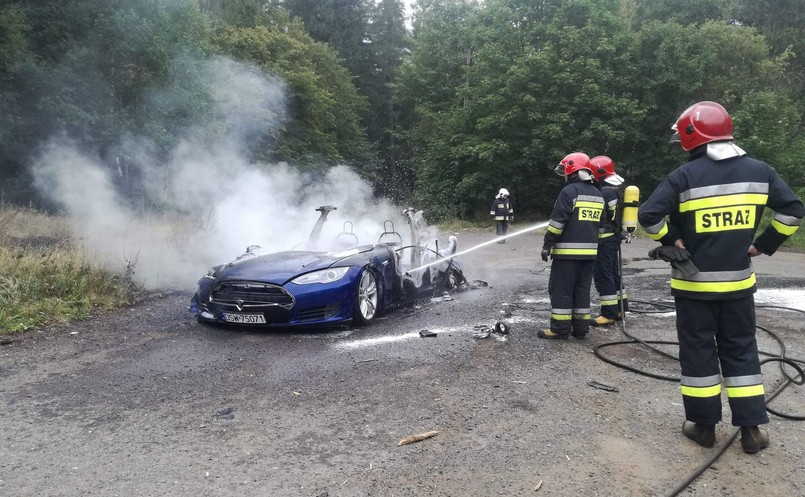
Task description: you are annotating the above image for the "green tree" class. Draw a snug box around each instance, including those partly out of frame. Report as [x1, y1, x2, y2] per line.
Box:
[367, 0, 411, 200]
[0, 0, 215, 205]
[0, 4, 35, 202]
[398, 0, 644, 218]
[213, 15, 370, 170]
[628, 20, 787, 191]
[628, 0, 729, 29]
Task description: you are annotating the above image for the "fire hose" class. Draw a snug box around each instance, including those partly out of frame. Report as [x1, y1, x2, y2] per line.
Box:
[593, 298, 804, 497]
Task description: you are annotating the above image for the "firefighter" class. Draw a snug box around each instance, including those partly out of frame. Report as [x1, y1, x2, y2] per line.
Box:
[490, 188, 514, 243]
[638, 101, 805, 453]
[539, 152, 604, 339]
[590, 156, 628, 326]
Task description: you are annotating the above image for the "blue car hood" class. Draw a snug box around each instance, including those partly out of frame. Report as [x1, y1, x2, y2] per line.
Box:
[215, 246, 372, 285]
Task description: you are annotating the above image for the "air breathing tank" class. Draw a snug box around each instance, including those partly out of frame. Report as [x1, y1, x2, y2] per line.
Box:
[621, 185, 640, 233]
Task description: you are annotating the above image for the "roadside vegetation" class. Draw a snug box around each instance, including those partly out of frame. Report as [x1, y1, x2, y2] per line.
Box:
[0, 206, 142, 334]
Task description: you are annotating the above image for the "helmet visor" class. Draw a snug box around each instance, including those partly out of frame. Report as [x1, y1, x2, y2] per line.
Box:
[553, 164, 565, 176]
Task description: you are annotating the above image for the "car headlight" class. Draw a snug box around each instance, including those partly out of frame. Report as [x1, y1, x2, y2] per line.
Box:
[291, 267, 350, 285]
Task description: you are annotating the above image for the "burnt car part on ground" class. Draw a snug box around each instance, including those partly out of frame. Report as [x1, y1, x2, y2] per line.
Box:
[190, 206, 467, 328]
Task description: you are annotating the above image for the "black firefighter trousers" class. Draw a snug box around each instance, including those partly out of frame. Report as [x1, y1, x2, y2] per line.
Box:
[593, 236, 628, 319]
[675, 295, 769, 427]
[548, 258, 594, 336]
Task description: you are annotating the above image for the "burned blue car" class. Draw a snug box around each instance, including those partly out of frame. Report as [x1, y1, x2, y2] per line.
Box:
[190, 206, 465, 328]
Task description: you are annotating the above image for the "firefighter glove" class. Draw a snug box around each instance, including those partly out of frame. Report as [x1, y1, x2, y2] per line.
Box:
[541, 247, 551, 262]
[648, 246, 699, 276]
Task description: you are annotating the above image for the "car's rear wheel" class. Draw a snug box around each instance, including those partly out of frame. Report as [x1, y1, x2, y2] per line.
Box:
[354, 269, 380, 325]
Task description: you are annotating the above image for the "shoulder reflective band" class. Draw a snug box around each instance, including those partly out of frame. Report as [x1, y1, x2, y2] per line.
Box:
[679, 193, 768, 213]
[678, 182, 769, 203]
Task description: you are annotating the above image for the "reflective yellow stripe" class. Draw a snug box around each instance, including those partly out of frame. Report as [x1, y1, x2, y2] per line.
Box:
[772, 219, 799, 236]
[647, 223, 668, 241]
[547, 225, 562, 234]
[726, 384, 765, 398]
[599, 232, 615, 239]
[551, 314, 572, 321]
[600, 298, 618, 306]
[552, 248, 598, 256]
[573, 313, 591, 319]
[671, 274, 756, 293]
[679, 193, 768, 213]
[680, 384, 722, 398]
[576, 201, 603, 209]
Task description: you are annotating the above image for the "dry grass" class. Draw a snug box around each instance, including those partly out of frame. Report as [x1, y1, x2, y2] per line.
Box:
[0, 206, 142, 334]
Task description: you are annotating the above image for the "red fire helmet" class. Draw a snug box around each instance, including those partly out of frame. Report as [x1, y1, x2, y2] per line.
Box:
[672, 101, 734, 151]
[590, 155, 624, 186]
[554, 152, 592, 177]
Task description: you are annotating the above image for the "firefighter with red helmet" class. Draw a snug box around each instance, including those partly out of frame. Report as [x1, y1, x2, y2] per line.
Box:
[590, 156, 628, 326]
[638, 101, 805, 453]
[539, 152, 604, 339]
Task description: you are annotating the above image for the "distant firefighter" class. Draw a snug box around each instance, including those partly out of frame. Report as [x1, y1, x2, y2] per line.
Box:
[490, 188, 514, 243]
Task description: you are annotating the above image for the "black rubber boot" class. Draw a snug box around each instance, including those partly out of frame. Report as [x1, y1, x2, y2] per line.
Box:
[740, 426, 769, 454]
[682, 421, 716, 448]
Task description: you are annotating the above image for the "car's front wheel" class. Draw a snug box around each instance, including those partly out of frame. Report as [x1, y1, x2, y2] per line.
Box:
[353, 269, 380, 325]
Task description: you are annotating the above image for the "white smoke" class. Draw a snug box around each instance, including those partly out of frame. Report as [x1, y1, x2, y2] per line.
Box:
[31, 57, 404, 290]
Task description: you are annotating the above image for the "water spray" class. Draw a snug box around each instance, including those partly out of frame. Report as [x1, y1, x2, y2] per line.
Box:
[405, 221, 550, 275]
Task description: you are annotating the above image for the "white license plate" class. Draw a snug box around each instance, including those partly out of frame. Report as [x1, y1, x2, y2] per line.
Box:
[222, 312, 266, 324]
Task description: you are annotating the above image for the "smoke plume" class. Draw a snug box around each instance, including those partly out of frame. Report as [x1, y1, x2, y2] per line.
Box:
[31, 57, 402, 290]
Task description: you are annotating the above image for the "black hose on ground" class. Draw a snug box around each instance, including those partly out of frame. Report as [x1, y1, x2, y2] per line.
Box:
[592, 298, 804, 497]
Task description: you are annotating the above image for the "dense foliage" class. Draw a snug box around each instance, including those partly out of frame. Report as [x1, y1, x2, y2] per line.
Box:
[0, 0, 802, 218]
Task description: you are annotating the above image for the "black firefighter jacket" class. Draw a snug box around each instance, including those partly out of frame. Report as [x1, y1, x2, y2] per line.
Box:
[638, 147, 805, 300]
[544, 179, 604, 259]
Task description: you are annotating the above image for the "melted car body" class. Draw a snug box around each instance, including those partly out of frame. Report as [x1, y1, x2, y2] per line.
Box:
[190, 206, 465, 328]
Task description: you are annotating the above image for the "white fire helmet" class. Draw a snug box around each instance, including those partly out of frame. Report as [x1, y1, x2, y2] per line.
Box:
[498, 188, 510, 197]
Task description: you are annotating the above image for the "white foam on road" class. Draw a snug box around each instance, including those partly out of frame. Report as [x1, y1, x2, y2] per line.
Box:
[755, 287, 805, 311]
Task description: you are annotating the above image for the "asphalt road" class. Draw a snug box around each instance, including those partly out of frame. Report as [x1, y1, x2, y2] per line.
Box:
[1, 228, 804, 496]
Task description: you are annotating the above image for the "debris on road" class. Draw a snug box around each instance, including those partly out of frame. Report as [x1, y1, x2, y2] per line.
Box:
[494, 320, 511, 334]
[398, 430, 439, 446]
[587, 381, 618, 392]
[472, 324, 492, 339]
[534, 480, 543, 491]
[419, 329, 438, 337]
